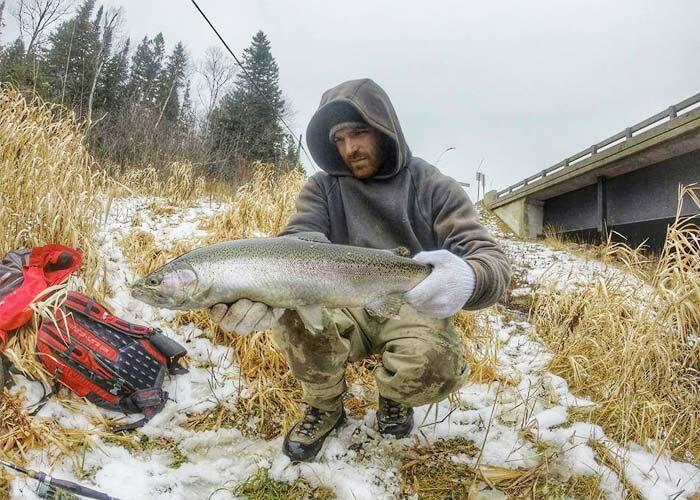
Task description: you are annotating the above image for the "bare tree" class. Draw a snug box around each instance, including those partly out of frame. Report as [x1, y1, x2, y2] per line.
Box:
[197, 46, 236, 125]
[13, 0, 73, 54]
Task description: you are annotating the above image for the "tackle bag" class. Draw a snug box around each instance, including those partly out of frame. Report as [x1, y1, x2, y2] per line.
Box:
[36, 292, 188, 430]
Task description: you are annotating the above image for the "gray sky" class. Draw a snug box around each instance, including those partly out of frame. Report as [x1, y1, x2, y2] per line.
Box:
[5, 0, 700, 200]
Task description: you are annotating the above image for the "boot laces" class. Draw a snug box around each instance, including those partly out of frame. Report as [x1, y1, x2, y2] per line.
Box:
[380, 397, 409, 424]
[297, 406, 329, 438]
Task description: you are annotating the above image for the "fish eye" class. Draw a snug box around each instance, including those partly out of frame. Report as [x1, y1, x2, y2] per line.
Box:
[147, 276, 160, 286]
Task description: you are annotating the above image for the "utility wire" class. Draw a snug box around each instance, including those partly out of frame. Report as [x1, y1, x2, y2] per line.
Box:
[189, 0, 317, 171]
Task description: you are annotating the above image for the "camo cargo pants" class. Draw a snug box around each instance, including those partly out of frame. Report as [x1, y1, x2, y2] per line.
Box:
[270, 305, 470, 411]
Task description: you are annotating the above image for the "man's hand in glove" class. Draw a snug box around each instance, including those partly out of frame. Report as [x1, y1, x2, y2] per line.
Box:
[405, 250, 476, 318]
[209, 299, 284, 335]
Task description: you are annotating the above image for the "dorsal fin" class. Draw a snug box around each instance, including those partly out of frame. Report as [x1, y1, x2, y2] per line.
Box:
[286, 232, 330, 244]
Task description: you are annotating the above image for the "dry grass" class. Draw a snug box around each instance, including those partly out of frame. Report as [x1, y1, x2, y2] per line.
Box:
[231, 467, 335, 500]
[0, 86, 103, 277]
[0, 389, 92, 467]
[531, 185, 700, 461]
[399, 437, 605, 499]
[202, 163, 306, 241]
[109, 160, 207, 207]
[119, 229, 198, 278]
[175, 311, 303, 439]
[0, 468, 10, 498]
[0, 86, 107, 387]
[456, 310, 518, 386]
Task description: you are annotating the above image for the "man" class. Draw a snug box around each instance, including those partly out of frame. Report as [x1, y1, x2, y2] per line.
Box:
[209, 79, 511, 462]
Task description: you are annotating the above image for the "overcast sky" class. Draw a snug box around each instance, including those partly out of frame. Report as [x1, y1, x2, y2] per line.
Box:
[5, 0, 700, 200]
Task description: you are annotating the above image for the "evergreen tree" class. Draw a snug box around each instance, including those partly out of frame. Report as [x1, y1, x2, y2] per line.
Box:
[0, 38, 33, 86]
[128, 33, 164, 107]
[96, 37, 129, 112]
[179, 79, 195, 129]
[43, 0, 102, 113]
[212, 30, 286, 163]
[157, 41, 187, 124]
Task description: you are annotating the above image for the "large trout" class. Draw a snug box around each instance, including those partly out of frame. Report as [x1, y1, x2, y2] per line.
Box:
[130, 235, 431, 330]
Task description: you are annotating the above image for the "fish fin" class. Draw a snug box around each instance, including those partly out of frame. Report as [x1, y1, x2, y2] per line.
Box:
[286, 232, 330, 244]
[296, 305, 325, 332]
[367, 294, 404, 319]
[390, 246, 411, 257]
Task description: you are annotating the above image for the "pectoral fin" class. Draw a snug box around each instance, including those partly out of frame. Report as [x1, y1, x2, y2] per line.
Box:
[390, 246, 411, 257]
[380, 246, 411, 257]
[296, 305, 325, 332]
[367, 293, 405, 319]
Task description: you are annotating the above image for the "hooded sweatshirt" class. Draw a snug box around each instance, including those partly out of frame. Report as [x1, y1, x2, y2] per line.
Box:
[279, 79, 511, 310]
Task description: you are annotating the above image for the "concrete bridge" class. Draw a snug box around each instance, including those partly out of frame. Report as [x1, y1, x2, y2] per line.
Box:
[484, 93, 700, 248]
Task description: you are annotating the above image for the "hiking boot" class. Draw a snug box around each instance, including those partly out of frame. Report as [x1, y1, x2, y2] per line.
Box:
[377, 395, 414, 438]
[282, 405, 346, 462]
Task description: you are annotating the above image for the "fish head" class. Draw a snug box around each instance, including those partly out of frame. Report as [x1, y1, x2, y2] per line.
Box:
[131, 261, 201, 309]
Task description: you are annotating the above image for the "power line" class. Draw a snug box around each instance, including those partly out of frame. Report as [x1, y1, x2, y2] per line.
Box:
[188, 0, 317, 171]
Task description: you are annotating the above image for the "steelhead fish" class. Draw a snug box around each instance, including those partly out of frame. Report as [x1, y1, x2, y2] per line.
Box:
[130, 235, 431, 330]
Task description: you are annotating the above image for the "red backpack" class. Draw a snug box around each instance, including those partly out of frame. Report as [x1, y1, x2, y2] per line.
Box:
[37, 292, 187, 430]
[0, 246, 187, 430]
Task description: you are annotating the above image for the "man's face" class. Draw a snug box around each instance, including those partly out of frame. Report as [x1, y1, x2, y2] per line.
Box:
[332, 126, 384, 178]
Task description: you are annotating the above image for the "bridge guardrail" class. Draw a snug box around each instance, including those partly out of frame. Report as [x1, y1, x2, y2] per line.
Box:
[496, 93, 700, 199]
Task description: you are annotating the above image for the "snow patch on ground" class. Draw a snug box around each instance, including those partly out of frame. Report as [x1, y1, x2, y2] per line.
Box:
[7, 198, 699, 500]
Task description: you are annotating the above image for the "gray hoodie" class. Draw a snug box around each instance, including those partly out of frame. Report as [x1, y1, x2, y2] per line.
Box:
[280, 79, 511, 310]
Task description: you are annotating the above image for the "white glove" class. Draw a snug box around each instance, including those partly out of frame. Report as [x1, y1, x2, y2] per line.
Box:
[209, 299, 285, 335]
[405, 250, 477, 318]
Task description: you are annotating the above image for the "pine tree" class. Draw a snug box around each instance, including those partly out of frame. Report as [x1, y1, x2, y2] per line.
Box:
[43, 0, 102, 113]
[128, 33, 165, 108]
[0, 38, 32, 86]
[96, 37, 129, 113]
[179, 79, 195, 129]
[156, 41, 187, 125]
[212, 30, 286, 163]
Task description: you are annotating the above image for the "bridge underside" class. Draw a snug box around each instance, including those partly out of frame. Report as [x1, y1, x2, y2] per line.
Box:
[542, 150, 699, 249]
[488, 107, 700, 250]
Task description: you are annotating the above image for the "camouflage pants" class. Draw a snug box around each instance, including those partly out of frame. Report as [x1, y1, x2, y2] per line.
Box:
[270, 305, 470, 411]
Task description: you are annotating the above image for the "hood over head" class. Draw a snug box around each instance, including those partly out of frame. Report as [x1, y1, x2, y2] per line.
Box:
[306, 79, 411, 179]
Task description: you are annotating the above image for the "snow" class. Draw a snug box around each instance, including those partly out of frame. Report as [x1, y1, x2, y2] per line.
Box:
[6, 198, 699, 500]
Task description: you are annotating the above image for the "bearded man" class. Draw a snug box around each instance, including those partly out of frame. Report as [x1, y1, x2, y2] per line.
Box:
[209, 78, 511, 461]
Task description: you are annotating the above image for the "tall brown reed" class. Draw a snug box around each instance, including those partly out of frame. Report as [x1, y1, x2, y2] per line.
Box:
[0, 86, 105, 378]
[0, 86, 103, 285]
[202, 163, 306, 241]
[113, 161, 207, 206]
[532, 185, 700, 460]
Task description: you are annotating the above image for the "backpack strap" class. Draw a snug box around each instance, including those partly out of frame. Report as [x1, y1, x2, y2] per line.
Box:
[148, 329, 189, 375]
[112, 388, 168, 432]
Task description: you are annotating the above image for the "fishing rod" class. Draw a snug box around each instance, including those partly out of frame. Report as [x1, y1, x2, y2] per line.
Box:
[0, 459, 120, 500]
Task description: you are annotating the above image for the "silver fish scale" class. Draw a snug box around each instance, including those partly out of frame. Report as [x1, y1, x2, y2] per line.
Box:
[137, 237, 431, 311]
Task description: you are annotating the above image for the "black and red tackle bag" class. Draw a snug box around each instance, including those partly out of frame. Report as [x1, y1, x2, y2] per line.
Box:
[36, 291, 188, 430]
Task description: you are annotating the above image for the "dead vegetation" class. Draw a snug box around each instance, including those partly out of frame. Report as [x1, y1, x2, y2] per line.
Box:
[119, 229, 198, 278]
[201, 163, 306, 241]
[399, 436, 605, 499]
[0, 390, 94, 471]
[231, 467, 335, 500]
[0, 86, 103, 284]
[110, 160, 207, 207]
[531, 185, 700, 461]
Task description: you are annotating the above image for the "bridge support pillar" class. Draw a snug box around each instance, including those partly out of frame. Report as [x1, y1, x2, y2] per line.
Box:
[596, 176, 608, 238]
[491, 197, 544, 239]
